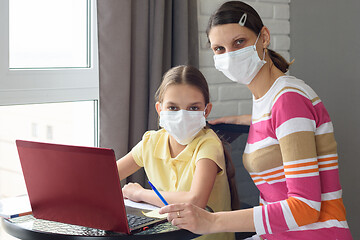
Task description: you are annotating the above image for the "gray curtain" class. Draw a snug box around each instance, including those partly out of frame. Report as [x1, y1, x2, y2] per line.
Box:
[97, 0, 199, 186]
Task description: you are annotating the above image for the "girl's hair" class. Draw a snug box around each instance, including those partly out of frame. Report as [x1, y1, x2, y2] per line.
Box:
[206, 1, 291, 73]
[155, 65, 240, 210]
[155, 65, 209, 104]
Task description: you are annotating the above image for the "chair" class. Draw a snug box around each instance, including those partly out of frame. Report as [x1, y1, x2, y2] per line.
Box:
[209, 123, 258, 239]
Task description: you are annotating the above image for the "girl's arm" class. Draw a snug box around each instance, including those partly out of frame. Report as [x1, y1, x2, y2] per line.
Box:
[159, 203, 255, 234]
[116, 152, 141, 181]
[122, 158, 219, 208]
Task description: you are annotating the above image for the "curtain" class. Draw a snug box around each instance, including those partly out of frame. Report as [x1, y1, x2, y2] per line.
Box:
[97, 0, 198, 186]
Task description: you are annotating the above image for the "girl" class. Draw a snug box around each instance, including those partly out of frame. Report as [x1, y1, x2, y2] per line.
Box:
[160, 1, 353, 240]
[116, 65, 236, 240]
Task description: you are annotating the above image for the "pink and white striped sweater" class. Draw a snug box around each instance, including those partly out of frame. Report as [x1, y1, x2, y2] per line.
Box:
[243, 76, 352, 239]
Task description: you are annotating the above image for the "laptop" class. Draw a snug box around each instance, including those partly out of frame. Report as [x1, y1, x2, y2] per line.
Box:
[16, 140, 166, 234]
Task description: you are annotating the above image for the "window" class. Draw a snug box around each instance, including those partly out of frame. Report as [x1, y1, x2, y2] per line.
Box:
[0, 1, 99, 238]
[0, 101, 98, 198]
[0, 0, 99, 190]
[9, 0, 89, 69]
[0, 0, 99, 105]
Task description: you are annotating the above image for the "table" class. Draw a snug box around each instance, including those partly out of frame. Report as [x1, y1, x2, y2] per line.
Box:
[2, 215, 199, 240]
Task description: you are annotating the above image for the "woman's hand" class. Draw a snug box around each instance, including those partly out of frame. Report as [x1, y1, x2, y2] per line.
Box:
[159, 203, 216, 235]
[122, 182, 144, 202]
[208, 114, 251, 125]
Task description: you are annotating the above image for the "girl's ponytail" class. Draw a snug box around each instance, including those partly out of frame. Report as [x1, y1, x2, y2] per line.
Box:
[222, 140, 240, 210]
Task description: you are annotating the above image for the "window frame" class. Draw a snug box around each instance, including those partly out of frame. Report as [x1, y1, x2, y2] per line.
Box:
[0, 0, 99, 106]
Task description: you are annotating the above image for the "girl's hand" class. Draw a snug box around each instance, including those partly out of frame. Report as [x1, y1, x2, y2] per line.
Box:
[159, 203, 216, 235]
[208, 114, 251, 125]
[122, 182, 144, 202]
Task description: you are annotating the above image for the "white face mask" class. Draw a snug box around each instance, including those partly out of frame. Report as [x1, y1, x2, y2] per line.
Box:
[159, 108, 206, 145]
[213, 33, 266, 85]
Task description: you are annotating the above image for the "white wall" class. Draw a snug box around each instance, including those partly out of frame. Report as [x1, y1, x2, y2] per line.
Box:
[197, 0, 290, 119]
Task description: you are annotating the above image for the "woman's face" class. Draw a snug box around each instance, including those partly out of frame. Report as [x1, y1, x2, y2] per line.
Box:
[208, 23, 261, 55]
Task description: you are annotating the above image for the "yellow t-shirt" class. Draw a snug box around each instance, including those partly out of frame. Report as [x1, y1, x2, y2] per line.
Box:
[131, 128, 235, 240]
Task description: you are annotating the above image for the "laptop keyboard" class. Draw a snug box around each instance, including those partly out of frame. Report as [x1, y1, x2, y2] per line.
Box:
[127, 213, 156, 229]
[6, 214, 159, 235]
[8, 215, 109, 236]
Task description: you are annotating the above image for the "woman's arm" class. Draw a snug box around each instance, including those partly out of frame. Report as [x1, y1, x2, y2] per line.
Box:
[116, 152, 141, 181]
[250, 91, 324, 235]
[208, 114, 251, 125]
[159, 203, 255, 234]
[122, 158, 219, 208]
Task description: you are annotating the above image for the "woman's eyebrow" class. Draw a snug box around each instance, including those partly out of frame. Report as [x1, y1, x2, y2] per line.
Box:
[211, 34, 247, 48]
[231, 34, 247, 41]
[210, 43, 220, 48]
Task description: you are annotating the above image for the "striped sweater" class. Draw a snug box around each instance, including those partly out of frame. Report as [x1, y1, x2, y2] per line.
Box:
[243, 76, 352, 239]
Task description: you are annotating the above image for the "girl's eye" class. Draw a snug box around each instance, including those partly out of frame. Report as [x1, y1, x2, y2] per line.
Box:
[168, 106, 178, 111]
[189, 106, 199, 111]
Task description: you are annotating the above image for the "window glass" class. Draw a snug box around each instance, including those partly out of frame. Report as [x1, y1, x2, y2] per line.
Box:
[0, 101, 97, 199]
[9, 0, 88, 68]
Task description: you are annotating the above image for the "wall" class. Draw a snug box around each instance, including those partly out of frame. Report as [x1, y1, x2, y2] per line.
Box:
[290, 1, 360, 238]
[197, 0, 291, 119]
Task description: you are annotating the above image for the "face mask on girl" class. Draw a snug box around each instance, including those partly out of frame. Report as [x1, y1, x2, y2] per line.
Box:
[159, 107, 207, 145]
[213, 32, 266, 85]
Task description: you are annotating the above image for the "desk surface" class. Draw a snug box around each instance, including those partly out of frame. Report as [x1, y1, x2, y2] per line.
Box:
[2, 215, 199, 240]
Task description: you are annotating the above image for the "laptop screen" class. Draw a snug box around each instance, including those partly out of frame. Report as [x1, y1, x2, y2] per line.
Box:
[16, 140, 130, 233]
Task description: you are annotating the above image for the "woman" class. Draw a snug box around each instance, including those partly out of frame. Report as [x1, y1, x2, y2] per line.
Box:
[159, 1, 353, 239]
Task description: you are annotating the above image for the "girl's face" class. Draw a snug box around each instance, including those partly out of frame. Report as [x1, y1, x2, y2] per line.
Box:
[155, 84, 212, 118]
[208, 23, 266, 57]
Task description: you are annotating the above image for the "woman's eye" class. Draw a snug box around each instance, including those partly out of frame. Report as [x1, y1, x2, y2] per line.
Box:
[213, 46, 224, 54]
[235, 39, 244, 47]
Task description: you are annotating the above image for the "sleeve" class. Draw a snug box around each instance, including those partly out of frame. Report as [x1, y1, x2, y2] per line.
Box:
[131, 131, 152, 167]
[194, 131, 226, 173]
[253, 91, 322, 235]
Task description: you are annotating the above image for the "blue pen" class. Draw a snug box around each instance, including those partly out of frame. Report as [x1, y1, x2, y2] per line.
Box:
[148, 181, 168, 206]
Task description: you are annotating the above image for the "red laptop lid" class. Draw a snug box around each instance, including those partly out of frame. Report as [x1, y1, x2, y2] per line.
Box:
[16, 140, 130, 234]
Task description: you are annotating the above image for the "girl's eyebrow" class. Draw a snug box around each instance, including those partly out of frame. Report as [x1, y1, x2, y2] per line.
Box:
[164, 101, 179, 106]
[165, 101, 203, 106]
[189, 102, 203, 105]
[165, 101, 202, 105]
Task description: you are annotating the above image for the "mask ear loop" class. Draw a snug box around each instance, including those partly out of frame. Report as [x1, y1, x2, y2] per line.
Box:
[262, 48, 266, 61]
[239, 13, 247, 26]
[203, 104, 208, 116]
[255, 32, 267, 62]
[254, 32, 261, 46]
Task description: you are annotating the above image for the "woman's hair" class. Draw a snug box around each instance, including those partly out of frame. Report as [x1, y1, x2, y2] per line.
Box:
[206, 1, 291, 73]
[155, 65, 240, 210]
